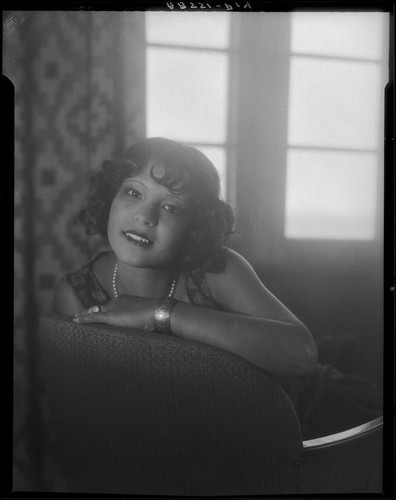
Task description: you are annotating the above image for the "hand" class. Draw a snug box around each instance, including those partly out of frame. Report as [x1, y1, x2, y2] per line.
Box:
[73, 294, 158, 331]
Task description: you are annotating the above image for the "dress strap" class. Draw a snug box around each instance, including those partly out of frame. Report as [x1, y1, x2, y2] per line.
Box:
[183, 268, 223, 310]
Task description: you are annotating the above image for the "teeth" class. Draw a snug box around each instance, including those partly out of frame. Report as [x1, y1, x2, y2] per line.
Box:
[125, 232, 151, 244]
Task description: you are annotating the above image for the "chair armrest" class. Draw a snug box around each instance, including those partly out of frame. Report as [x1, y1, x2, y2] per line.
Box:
[302, 416, 383, 449]
[299, 417, 383, 494]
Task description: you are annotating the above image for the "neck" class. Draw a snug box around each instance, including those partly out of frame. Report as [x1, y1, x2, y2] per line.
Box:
[114, 260, 177, 299]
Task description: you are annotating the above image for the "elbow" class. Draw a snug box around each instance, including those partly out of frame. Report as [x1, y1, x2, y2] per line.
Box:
[296, 345, 318, 376]
[271, 323, 318, 377]
[258, 326, 319, 378]
[292, 326, 319, 376]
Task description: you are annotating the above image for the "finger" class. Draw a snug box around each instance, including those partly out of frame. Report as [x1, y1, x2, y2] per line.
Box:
[75, 308, 94, 318]
[95, 303, 113, 313]
[77, 303, 114, 317]
[73, 311, 110, 324]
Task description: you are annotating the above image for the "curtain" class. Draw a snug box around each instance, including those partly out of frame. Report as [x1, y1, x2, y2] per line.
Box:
[4, 10, 146, 490]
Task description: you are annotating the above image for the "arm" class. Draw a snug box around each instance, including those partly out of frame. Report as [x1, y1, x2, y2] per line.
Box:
[170, 303, 316, 377]
[74, 250, 318, 377]
[169, 249, 318, 377]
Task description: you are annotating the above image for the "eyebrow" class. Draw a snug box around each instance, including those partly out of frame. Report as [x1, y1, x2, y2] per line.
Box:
[123, 178, 187, 202]
[123, 178, 147, 189]
[166, 195, 188, 206]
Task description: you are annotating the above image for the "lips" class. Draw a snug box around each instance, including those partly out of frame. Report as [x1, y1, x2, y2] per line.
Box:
[123, 230, 154, 246]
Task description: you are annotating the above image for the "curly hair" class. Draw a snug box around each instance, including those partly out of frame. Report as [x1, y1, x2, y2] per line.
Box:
[79, 137, 234, 272]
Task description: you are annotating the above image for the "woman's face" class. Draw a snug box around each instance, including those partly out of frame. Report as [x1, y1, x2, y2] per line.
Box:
[107, 162, 191, 269]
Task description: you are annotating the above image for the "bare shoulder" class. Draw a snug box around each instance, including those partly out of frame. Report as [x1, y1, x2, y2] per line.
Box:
[53, 277, 84, 317]
[206, 248, 261, 289]
[205, 248, 301, 324]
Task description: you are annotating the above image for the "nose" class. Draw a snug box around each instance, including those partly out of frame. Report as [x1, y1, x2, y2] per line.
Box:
[134, 202, 159, 227]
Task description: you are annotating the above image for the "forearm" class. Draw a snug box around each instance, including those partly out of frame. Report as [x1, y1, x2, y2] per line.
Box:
[170, 301, 318, 377]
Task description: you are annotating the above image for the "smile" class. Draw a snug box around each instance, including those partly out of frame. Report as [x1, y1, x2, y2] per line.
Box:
[123, 231, 154, 246]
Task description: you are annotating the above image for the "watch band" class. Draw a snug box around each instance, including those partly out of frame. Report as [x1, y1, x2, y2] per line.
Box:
[153, 298, 177, 334]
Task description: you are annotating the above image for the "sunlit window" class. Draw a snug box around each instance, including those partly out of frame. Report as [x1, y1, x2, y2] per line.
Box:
[285, 150, 378, 240]
[145, 12, 231, 199]
[285, 12, 388, 240]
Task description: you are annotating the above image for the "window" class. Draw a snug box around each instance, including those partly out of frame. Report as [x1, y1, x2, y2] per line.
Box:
[285, 12, 388, 240]
[145, 12, 232, 199]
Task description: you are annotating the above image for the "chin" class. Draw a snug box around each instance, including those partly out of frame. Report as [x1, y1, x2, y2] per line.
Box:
[114, 251, 168, 270]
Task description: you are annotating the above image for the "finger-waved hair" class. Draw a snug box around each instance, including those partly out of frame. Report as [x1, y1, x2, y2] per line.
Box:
[79, 137, 234, 272]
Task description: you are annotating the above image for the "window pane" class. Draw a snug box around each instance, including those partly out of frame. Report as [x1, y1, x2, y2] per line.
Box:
[191, 145, 226, 199]
[291, 12, 386, 60]
[147, 47, 228, 143]
[285, 149, 378, 240]
[288, 57, 382, 150]
[146, 12, 230, 49]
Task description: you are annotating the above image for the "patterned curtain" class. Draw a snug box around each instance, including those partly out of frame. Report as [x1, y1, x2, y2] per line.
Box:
[4, 10, 146, 491]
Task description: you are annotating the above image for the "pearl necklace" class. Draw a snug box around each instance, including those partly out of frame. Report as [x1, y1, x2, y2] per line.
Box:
[112, 263, 178, 299]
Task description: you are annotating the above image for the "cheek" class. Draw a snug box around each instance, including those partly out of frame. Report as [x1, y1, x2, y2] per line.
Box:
[165, 219, 189, 247]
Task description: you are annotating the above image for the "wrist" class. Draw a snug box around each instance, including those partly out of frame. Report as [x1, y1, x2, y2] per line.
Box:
[153, 298, 177, 334]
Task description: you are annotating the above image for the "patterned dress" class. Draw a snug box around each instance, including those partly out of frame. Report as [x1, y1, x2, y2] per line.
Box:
[63, 252, 222, 310]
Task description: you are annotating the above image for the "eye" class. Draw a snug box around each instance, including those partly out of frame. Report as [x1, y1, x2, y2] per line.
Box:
[127, 188, 142, 200]
[163, 203, 180, 215]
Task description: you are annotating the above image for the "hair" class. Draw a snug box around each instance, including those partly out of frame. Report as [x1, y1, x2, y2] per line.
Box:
[79, 137, 234, 272]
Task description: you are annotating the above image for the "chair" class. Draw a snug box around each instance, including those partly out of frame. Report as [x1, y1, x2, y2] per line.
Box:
[39, 315, 302, 495]
[39, 315, 383, 495]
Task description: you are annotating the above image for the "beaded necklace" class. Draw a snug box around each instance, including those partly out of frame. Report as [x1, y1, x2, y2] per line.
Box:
[112, 263, 178, 299]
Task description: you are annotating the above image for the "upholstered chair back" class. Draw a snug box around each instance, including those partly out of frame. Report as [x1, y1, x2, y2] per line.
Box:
[39, 315, 302, 496]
